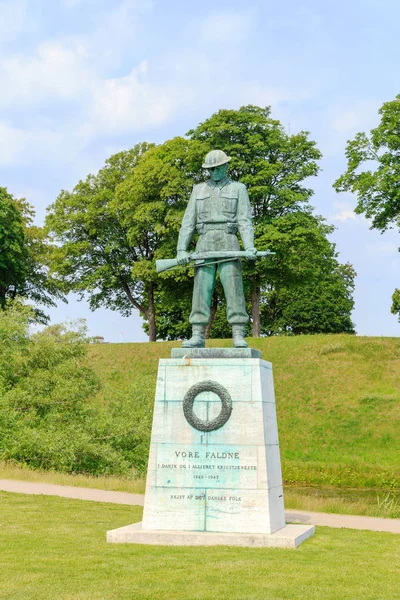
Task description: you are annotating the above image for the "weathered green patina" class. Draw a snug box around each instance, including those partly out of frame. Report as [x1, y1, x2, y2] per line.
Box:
[176, 150, 257, 348]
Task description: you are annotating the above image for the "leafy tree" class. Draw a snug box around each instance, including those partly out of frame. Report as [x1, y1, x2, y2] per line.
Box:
[334, 95, 400, 232]
[256, 212, 355, 335]
[391, 289, 400, 322]
[46, 139, 208, 341]
[334, 95, 400, 319]
[0, 188, 27, 306]
[45, 143, 167, 340]
[261, 262, 355, 336]
[0, 188, 61, 322]
[188, 105, 323, 335]
[114, 137, 207, 340]
[149, 281, 193, 340]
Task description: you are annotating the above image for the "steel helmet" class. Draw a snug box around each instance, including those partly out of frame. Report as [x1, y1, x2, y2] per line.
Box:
[202, 149, 231, 169]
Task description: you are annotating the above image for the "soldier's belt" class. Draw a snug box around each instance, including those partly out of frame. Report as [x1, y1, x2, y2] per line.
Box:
[197, 222, 237, 234]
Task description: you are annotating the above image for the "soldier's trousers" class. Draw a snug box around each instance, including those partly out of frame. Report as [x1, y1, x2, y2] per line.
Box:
[189, 259, 249, 326]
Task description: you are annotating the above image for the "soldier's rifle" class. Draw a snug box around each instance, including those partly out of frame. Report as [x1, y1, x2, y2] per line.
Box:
[156, 250, 275, 274]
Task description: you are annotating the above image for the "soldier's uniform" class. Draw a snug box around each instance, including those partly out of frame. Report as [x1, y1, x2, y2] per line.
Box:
[177, 175, 254, 328]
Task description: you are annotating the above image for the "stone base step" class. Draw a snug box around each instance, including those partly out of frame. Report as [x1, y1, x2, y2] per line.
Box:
[107, 521, 315, 549]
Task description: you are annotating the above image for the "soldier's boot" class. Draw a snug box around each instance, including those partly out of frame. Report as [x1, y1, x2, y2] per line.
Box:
[232, 325, 248, 348]
[182, 325, 206, 348]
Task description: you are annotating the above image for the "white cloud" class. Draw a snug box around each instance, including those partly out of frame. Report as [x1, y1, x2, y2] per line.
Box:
[236, 83, 310, 108]
[332, 209, 357, 222]
[0, 35, 185, 151]
[330, 200, 357, 222]
[0, 0, 157, 111]
[85, 0, 155, 70]
[91, 61, 175, 133]
[0, 0, 28, 43]
[0, 40, 91, 107]
[0, 120, 90, 167]
[63, 0, 83, 7]
[368, 242, 399, 255]
[0, 35, 175, 133]
[0, 0, 310, 167]
[266, 7, 325, 32]
[90, 60, 302, 134]
[330, 100, 381, 134]
[0, 122, 25, 165]
[331, 110, 359, 133]
[197, 9, 254, 43]
[0, 24, 302, 150]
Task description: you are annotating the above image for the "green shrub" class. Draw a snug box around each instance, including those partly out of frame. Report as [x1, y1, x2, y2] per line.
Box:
[0, 302, 140, 476]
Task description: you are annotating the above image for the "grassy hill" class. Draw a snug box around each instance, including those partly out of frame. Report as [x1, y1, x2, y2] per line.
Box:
[88, 334, 400, 491]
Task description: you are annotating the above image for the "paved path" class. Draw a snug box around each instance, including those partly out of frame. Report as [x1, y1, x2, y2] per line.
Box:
[286, 508, 400, 534]
[1, 479, 399, 534]
[0, 479, 144, 506]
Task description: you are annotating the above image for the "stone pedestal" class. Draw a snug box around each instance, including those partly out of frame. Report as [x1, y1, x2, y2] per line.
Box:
[107, 349, 314, 548]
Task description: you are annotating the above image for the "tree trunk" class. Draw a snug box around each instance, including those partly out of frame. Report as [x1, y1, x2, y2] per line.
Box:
[147, 284, 157, 342]
[121, 280, 156, 340]
[205, 290, 218, 339]
[0, 288, 6, 309]
[251, 284, 261, 337]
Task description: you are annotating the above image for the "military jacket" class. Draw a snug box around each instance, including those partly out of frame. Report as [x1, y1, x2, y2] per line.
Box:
[177, 177, 254, 251]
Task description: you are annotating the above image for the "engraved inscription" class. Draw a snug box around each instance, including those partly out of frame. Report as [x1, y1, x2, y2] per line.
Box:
[156, 444, 258, 489]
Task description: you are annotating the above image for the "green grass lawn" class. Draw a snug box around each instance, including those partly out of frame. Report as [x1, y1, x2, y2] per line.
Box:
[88, 334, 400, 489]
[0, 492, 399, 600]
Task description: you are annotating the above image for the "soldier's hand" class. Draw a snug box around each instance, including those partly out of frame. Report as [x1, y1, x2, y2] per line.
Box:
[246, 248, 257, 261]
[176, 251, 190, 265]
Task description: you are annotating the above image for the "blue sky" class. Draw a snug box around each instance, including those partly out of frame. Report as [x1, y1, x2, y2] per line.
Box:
[1, 0, 399, 341]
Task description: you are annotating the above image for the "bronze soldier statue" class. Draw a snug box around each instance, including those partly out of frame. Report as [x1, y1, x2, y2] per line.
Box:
[176, 150, 256, 349]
